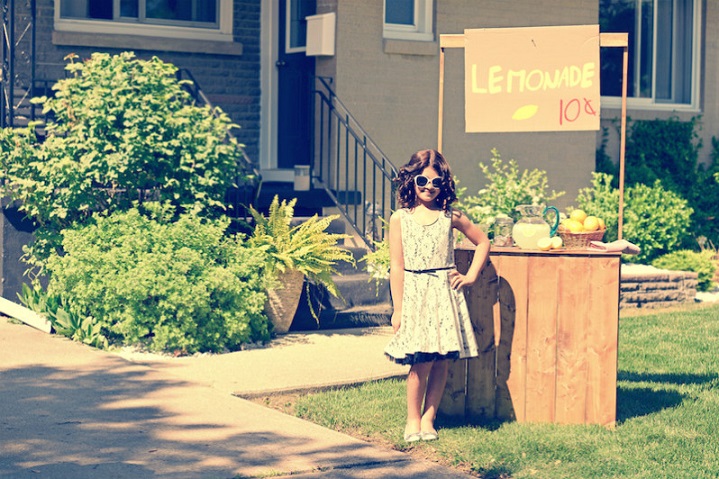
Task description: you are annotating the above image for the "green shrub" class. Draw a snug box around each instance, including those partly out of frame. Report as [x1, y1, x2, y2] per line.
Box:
[624, 117, 701, 194]
[692, 137, 719, 246]
[577, 173, 693, 263]
[457, 148, 565, 231]
[652, 250, 718, 292]
[0, 51, 247, 270]
[43, 205, 271, 353]
[598, 117, 719, 248]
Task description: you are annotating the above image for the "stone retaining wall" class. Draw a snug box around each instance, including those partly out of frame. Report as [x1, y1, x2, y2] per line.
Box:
[620, 268, 698, 309]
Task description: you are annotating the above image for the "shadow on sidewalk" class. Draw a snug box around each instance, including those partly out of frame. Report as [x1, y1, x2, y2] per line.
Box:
[0, 359, 397, 478]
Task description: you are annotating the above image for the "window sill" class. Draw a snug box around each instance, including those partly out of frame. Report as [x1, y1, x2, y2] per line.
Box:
[52, 30, 243, 56]
[383, 38, 437, 56]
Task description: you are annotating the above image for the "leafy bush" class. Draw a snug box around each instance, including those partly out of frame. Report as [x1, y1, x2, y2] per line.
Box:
[598, 117, 719, 248]
[624, 117, 701, 194]
[652, 250, 718, 292]
[0, 51, 247, 270]
[42, 205, 271, 353]
[576, 173, 693, 263]
[691, 137, 719, 246]
[457, 148, 565, 231]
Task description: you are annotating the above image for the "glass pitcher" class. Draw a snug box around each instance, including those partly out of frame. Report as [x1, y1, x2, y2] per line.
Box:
[512, 205, 560, 250]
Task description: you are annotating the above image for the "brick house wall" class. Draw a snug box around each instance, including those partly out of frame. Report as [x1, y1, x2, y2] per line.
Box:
[28, 0, 263, 165]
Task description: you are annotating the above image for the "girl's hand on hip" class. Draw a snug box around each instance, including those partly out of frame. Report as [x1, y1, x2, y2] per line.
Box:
[391, 312, 401, 333]
[449, 270, 477, 290]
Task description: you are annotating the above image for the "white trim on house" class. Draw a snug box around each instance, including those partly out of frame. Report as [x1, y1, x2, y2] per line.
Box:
[383, 0, 434, 42]
[260, 0, 289, 181]
[600, 0, 702, 112]
[53, 0, 234, 43]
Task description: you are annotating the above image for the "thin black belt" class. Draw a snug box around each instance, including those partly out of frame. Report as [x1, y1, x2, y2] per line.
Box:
[404, 266, 455, 274]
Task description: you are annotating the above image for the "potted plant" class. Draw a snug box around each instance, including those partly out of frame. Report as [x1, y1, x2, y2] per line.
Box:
[249, 196, 355, 333]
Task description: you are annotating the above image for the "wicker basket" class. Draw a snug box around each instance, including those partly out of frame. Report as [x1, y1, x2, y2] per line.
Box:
[558, 229, 605, 250]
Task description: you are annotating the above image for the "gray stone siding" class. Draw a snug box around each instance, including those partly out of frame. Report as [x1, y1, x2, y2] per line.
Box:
[330, 0, 599, 210]
[620, 269, 698, 309]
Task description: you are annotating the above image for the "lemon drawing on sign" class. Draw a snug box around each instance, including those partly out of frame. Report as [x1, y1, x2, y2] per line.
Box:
[512, 104, 538, 121]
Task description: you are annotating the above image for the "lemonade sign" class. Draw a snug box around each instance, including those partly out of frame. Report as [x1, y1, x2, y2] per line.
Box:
[464, 25, 601, 133]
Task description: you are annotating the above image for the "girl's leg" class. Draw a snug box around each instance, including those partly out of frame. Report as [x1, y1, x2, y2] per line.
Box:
[406, 361, 432, 435]
[421, 359, 450, 433]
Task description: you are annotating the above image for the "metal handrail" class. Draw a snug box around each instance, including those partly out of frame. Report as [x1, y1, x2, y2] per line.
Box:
[311, 76, 397, 248]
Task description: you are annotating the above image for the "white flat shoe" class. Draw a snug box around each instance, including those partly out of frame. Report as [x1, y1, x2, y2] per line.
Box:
[420, 429, 439, 441]
[403, 431, 422, 443]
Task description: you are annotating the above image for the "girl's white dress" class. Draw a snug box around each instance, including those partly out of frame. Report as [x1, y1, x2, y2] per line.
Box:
[384, 208, 479, 365]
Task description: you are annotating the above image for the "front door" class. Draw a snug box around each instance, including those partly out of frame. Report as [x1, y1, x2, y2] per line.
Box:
[277, 0, 316, 170]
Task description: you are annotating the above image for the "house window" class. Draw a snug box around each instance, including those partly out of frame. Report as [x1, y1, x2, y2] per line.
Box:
[285, 0, 314, 53]
[599, 0, 700, 109]
[55, 0, 233, 42]
[383, 0, 433, 42]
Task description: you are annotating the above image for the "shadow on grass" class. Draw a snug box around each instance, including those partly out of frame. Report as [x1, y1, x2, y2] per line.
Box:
[616, 385, 684, 423]
[616, 370, 718, 423]
[471, 464, 513, 479]
[618, 370, 719, 386]
[436, 413, 505, 432]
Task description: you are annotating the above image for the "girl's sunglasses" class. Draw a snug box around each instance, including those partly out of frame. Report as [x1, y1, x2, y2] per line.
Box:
[414, 175, 443, 188]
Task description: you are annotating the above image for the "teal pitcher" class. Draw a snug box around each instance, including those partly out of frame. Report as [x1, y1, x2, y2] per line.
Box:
[512, 205, 560, 250]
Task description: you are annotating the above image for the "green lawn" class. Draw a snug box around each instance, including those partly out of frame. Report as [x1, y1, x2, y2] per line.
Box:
[292, 303, 719, 478]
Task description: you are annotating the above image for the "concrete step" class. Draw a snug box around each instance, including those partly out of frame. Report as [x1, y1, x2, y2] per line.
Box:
[287, 274, 391, 332]
[333, 246, 371, 275]
[289, 215, 349, 237]
[330, 273, 390, 308]
[290, 302, 392, 332]
[256, 182, 361, 217]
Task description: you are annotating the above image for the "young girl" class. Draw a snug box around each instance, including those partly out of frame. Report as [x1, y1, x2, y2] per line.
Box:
[384, 149, 490, 443]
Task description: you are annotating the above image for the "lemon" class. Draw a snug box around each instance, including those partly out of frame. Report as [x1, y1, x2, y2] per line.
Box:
[569, 209, 588, 224]
[537, 237, 553, 251]
[550, 236, 563, 249]
[583, 216, 600, 232]
[565, 219, 584, 233]
[597, 217, 606, 230]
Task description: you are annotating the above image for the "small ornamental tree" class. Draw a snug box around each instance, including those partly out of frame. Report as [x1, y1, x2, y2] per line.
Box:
[0, 51, 246, 271]
[457, 148, 565, 230]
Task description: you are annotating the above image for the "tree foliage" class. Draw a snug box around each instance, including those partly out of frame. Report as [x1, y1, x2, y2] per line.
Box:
[0, 51, 246, 270]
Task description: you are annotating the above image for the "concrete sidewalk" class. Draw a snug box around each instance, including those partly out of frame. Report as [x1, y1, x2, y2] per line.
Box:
[0, 319, 475, 479]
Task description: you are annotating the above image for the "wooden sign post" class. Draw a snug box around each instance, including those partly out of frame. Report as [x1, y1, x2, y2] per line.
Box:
[437, 27, 628, 239]
[437, 27, 630, 427]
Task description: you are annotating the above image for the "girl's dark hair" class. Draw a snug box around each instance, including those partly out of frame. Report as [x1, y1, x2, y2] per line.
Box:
[394, 149, 457, 210]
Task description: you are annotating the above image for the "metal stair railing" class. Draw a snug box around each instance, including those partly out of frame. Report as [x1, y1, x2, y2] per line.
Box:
[1, 0, 36, 129]
[312, 76, 397, 248]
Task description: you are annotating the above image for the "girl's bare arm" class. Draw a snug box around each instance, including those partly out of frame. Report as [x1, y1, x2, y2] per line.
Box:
[450, 209, 490, 289]
[388, 210, 405, 332]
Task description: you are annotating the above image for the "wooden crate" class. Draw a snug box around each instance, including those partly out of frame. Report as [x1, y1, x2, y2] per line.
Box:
[440, 247, 621, 427]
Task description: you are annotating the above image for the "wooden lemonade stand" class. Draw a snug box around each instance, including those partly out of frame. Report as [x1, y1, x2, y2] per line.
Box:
[437, 27, 629, 427]
[443, 247, 621, 426]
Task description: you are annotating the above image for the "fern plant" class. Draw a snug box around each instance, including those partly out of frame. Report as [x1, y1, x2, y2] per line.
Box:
[248, 195, 355, 302]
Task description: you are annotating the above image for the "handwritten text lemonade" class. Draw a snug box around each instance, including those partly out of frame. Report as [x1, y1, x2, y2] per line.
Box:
[470, 62, 596, 94]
